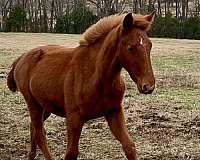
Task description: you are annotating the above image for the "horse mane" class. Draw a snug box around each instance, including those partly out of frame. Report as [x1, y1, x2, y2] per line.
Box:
[79, 13, 152, 46]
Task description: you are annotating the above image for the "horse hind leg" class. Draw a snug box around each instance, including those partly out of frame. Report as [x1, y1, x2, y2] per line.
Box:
[27, 98, 52, 160]
[29, 110, 51, 160]
[29, 122, 37, 160]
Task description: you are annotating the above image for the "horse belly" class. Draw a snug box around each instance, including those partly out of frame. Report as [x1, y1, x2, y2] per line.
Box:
[30, 77, 66, 117]
[79, 97, 121, 120]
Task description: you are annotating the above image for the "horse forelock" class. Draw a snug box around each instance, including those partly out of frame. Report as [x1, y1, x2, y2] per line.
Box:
[79, 13, 152, 46]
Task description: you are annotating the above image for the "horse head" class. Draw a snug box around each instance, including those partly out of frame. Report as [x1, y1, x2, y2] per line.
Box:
[117, 11, 156, 94]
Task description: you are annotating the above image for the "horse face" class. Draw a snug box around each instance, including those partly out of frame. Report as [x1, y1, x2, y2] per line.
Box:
[118, 12, 155, 94]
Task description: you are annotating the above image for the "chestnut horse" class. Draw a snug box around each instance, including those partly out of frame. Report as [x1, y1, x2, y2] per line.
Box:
[7, 11, 156, 160]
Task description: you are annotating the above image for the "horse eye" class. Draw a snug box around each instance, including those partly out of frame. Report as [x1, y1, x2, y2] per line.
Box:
[127, 46, 134, 52]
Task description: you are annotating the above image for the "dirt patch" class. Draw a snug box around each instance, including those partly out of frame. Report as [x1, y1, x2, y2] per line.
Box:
[0, 33, 200, 160]
[1, 79, 199, 160]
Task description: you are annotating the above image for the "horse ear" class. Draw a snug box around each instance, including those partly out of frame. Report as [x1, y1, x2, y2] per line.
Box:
[145, 10, 156, 23]
[123, 13, 133, 32]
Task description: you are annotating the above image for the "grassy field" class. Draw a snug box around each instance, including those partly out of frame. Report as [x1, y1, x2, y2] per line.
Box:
[0, 33, 200, 160]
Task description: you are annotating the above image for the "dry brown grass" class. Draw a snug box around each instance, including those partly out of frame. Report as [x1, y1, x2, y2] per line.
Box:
[0, 33, 200, 160]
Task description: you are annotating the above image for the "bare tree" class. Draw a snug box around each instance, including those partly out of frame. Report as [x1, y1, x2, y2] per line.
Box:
[88, 0, 126, 17]
[0, 0, 199, 32]
[0, 0, 13, 31]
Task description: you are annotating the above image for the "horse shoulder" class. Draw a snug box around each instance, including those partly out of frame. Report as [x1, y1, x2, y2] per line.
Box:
[111, 76, 126, 97]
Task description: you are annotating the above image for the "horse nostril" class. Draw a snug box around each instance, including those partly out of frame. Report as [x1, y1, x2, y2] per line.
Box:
[142, 84, 154, 94]
[143, 84, 149, 92]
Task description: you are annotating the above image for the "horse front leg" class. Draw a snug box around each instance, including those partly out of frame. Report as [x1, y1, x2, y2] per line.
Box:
[65, 111, 84, 160]
[105, 108, 137, 160]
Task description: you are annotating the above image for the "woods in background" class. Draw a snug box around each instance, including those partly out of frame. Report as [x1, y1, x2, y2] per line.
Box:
[0, 0, 200, 39]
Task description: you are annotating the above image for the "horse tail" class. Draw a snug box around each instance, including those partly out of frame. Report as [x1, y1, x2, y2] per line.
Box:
[7, 57, 20, 92]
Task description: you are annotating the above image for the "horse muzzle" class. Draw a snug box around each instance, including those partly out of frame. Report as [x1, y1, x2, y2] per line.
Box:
[137, 83, 155, 94]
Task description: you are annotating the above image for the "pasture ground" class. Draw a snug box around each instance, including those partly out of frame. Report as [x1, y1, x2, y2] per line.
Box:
[0, 33, 200, 160]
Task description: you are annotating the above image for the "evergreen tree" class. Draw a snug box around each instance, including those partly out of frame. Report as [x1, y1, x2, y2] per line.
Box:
[55, 4, 98, 34]
[6, 4, 26, 32]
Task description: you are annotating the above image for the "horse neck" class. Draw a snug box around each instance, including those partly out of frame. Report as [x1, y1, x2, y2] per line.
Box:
[93, 26, 122, 87]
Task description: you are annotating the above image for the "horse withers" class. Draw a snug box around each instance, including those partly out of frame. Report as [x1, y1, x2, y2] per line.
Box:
[7, 11, 156, 160]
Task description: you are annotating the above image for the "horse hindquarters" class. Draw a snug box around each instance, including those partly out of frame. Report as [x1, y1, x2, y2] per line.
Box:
[7, 49, 53, 159]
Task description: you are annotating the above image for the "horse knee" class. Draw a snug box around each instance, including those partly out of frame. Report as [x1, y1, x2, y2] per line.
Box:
[35, 130, 45, 143]
[31, 125, 45, 145]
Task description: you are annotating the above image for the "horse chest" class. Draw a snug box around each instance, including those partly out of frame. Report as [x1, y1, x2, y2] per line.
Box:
[80, 89, 124, 119]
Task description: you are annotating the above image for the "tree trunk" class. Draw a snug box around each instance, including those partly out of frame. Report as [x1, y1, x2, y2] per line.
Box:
[157, 0, 161, 15]
[182, 0, 186, 20]
[50, 0, 54, 32]
[175, 0, 178, 18]
[42, 0, 48, 32]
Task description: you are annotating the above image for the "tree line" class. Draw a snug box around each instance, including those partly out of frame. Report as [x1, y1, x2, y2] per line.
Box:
[0, 0, 200, 39]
